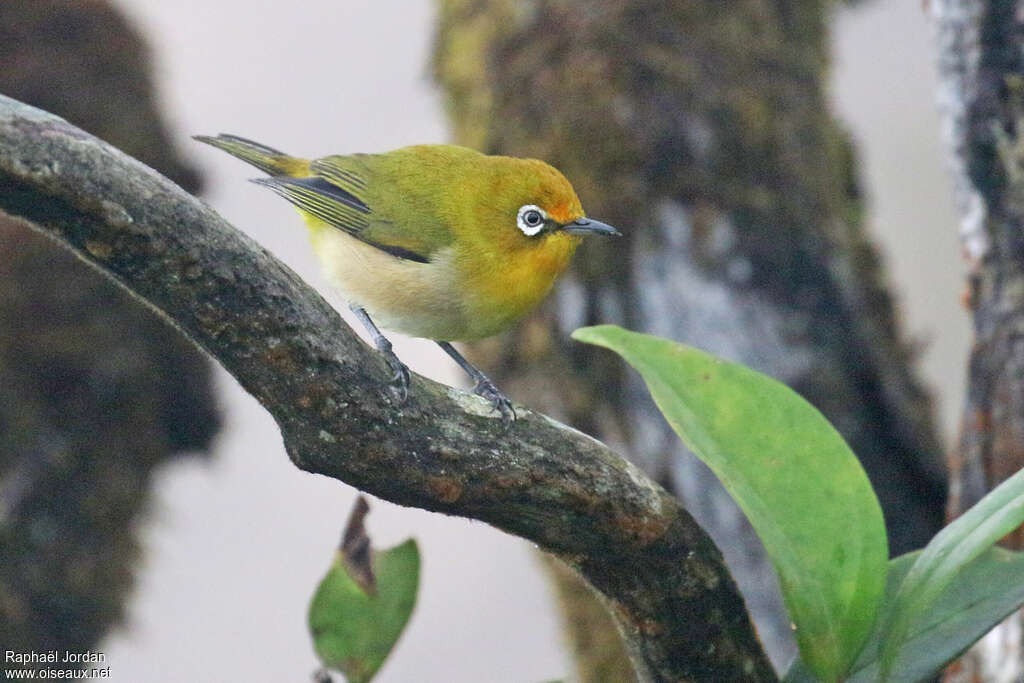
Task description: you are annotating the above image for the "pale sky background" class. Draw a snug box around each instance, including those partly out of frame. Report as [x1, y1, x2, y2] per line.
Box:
[98, 1, 965, 681]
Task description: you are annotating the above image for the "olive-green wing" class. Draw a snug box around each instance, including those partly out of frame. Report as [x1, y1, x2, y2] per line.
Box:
[254, 154, 453, 264]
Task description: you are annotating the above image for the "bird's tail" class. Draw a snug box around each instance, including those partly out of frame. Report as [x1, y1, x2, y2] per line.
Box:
[192, 134, 308, 176]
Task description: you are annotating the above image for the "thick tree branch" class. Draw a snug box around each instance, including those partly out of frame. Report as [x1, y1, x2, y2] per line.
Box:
[0, 96, 776, 682]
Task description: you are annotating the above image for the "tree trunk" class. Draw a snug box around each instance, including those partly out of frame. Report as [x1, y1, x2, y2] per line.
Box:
[434, 0, 947, 671]
[932, 0, 1024, 679]
[0, 0, 217, 661]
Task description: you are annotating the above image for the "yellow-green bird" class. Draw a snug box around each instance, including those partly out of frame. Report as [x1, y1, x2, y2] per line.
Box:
[194, 135, 620, 419]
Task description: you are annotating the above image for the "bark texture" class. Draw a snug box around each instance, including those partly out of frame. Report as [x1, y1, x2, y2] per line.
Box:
[0, 96, 778, 683]
[0, 0, 217, 662]
[932, 0, 1024, 679]
[434, 0, 947, 670]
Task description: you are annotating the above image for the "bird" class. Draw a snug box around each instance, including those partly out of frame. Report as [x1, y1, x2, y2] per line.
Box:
[194, 134, 620, 420]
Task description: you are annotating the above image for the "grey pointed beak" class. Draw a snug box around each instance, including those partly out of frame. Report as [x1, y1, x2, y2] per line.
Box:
[561, 217, 622, 236]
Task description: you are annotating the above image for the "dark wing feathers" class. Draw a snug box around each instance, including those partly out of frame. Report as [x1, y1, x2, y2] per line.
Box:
[198, 133, 439, 262]
[251, 173, 433, 264]
[250, 176, 371, 235]
[358, 242, 431, 264]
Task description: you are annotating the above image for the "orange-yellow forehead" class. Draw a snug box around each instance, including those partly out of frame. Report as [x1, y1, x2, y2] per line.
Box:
[507, 158, 584, 224]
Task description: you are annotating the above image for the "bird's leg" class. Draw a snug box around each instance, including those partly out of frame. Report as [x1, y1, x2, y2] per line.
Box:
[349, 304, 410, 401]
[437, 341, 516, 422]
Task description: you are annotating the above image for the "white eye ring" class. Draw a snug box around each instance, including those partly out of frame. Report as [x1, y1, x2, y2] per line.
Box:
[517, 204, 547, 236]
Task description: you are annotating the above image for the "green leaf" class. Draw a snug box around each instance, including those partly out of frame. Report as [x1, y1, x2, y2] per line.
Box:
[309, 538, 420, 683]
[785, 547, 1024, 682]
[780, 658, 819, 683]
[573, 325, 888, 681]
[879, 466, 1024, 679]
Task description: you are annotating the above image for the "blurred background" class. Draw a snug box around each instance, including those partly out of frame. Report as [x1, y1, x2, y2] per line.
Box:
[0, 0, 964, 681]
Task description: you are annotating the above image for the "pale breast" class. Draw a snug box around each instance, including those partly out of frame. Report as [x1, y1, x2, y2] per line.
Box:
[307, 226, 473, 341]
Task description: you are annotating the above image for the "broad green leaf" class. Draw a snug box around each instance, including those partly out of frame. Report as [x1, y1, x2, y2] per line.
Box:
[573, 325, 888, 681]
[780, 658, 819, 683]
[782, 553, 916, 683]
[879, 466, 1024, 679]
[785, 547, 1024, 682]
[309, 539, 420, 683]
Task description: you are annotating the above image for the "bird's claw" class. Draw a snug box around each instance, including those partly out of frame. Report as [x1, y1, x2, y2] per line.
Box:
[381, 350, 410, 402]
[474, 378, 516, 423]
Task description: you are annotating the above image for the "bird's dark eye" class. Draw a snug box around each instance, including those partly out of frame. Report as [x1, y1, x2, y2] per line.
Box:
[517, 204, 547, 235]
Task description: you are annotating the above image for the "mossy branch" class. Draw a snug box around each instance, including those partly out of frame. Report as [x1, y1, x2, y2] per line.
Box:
[0, 95, 776, 683]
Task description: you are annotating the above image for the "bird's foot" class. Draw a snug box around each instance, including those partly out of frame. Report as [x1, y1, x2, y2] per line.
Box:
[374, 339, 410, 402]
[381, 348, 411, 402]
[349, 305, 410, 403]
[473, 377, 516, 423]
[434, 340, 515, 422]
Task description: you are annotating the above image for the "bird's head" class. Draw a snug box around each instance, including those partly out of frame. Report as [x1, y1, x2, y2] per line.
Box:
[444, 150, 620, 326]
[491, 157, 621, 246]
